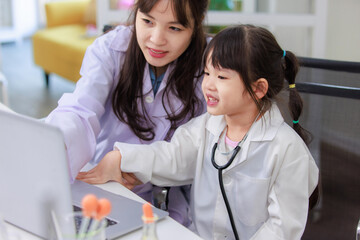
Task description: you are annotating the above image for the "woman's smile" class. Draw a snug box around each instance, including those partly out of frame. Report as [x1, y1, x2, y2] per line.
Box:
[148, 48, 168, 58]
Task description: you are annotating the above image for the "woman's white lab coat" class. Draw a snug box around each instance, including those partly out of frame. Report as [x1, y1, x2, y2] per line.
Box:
[116, 104, 319, 240]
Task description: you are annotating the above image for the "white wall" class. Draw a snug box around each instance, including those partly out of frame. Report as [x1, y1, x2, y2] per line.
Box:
[2, 0, 360, 61]
[272, 0, 360, 61]
[269, 0, 314, 58]
[326, 0, 360, 61]
[0, 0, 38, 43]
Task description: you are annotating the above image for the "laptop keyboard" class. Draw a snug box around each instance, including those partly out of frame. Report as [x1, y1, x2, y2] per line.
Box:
[72, 205, 117, 231]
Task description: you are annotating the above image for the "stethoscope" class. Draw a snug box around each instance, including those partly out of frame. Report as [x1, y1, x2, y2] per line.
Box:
[211, 108, 263, 240]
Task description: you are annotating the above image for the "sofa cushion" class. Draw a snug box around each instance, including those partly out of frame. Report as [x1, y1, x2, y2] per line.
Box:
[33, 24, 96, 82]
[46, 0, 90, 27]
[83, 0, 96, 25]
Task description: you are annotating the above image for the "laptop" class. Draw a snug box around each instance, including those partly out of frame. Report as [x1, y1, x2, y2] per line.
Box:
[0, 110, 168, 239]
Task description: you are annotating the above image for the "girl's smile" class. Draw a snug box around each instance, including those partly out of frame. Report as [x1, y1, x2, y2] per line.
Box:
[205, 94, 219, 107]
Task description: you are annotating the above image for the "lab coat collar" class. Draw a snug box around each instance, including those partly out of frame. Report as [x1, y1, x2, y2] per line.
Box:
[205, 103, 284, 142]
[206, 114, 227, 139]
[206, 103, 285, 170]
[142, 62, 175, 97]
[249, 103, 284, 142]
[109, 25, 133, 52]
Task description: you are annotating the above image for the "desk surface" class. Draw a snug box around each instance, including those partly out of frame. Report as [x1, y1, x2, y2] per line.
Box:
[0, 102, 14, 113]
[4, 182, 203, 240]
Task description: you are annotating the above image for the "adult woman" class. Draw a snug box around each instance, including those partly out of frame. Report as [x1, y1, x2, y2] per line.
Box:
[45, 0, 209, 226]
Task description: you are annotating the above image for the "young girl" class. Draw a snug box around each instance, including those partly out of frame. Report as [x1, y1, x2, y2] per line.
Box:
[45, 0, 209, 226]
[77, 25, 319, 239]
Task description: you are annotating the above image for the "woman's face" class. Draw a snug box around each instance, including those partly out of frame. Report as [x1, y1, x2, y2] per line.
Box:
[135, 0, 194, 74]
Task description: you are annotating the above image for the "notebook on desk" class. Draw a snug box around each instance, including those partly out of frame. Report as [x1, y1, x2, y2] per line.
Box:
[0, 110, 168, 239]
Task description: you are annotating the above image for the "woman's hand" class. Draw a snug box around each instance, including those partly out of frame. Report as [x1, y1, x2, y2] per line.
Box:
[76, 150, 142, 189]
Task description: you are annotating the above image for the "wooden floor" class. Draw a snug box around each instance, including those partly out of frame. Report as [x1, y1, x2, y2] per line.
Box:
[1, 39, 359, 240]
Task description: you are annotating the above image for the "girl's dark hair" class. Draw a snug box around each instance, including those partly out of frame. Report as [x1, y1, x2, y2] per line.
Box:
[203, 24, 311, 144]
[112, 0, 208, 141]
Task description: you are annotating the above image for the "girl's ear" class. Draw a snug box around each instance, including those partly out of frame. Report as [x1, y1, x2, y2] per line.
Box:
[252, 78, 268, 99]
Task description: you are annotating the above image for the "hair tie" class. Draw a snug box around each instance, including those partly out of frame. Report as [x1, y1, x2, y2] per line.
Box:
[289, 84, 296, 89]
[293, 120, 299, 124]
[282, 50, 286, 58]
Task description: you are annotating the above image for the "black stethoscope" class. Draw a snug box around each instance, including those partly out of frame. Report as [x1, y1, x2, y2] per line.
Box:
[211, 109, 262, 240]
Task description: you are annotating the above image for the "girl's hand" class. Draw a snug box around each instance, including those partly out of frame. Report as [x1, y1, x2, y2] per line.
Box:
[76, 150, 142, 189]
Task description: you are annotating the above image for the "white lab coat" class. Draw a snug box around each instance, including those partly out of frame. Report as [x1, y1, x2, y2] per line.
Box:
[117, 104, 319, 240]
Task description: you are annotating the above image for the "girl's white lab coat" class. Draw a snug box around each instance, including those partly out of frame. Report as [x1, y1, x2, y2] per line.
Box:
[116, 104, 319, 240]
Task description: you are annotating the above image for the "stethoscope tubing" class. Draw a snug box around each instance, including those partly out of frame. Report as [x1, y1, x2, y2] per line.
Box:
[211, 143, 240, 240]
[210, 107, 263, 240]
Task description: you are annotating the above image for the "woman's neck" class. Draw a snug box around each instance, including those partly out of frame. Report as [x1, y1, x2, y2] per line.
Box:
[151, 65, 168, 78]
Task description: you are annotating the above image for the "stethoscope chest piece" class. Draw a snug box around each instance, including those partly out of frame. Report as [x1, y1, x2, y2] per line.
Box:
[211, 142, 241, 170]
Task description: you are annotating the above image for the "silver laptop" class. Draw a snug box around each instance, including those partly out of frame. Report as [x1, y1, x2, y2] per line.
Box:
[0, 110, 168, 239]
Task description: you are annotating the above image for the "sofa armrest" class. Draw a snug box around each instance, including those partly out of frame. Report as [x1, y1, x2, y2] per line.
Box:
[45, 0, 91, 28]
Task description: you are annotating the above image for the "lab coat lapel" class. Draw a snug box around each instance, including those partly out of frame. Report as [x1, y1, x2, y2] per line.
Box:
[226, 104, 285, 171]
[141, 63, 183, 140]
[206, 114, 252, 170]
[143, 63, 153, 95]
[206, 114, 227, 138]
[206, 104, 285, 172]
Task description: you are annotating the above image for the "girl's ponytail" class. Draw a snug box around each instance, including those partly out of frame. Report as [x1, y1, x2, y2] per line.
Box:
[283, 50, 312, 145]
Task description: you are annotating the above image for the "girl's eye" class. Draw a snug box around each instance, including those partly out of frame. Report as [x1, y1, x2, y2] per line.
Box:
[170, 26, 182, 32]
[218, 75, 227, 80]
[203, 71, 210, 76]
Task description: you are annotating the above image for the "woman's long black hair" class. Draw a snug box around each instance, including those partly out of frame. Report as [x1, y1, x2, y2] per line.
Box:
[112, 0, 208, 141]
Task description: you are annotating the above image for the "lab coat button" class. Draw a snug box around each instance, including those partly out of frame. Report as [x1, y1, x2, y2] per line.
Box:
[145, 96, 154, 103]
[214, 233, 224, 240]
[223, 176, 231, 185]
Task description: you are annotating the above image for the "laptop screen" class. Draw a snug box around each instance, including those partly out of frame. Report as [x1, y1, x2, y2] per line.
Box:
[0, 110, 168, 239]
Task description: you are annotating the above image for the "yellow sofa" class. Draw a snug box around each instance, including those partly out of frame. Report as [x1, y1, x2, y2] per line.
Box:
[32, 0, 96, 86]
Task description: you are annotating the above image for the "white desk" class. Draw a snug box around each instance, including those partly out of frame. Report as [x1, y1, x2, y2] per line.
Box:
[0, 102, 14, 113]
[0, 73, 9, 106]
[4, 181, 203, 240]
[95, 182, 203, 240]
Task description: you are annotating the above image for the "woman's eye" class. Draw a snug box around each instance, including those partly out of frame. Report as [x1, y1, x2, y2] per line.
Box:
[170, 26, 182, 31]
[169, 26, 182, 32]
[142, 18, 152, 24]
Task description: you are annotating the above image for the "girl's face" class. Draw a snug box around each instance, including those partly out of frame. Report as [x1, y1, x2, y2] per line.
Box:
[202, 53, 257, 119]
[135, 0, 194, 74]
